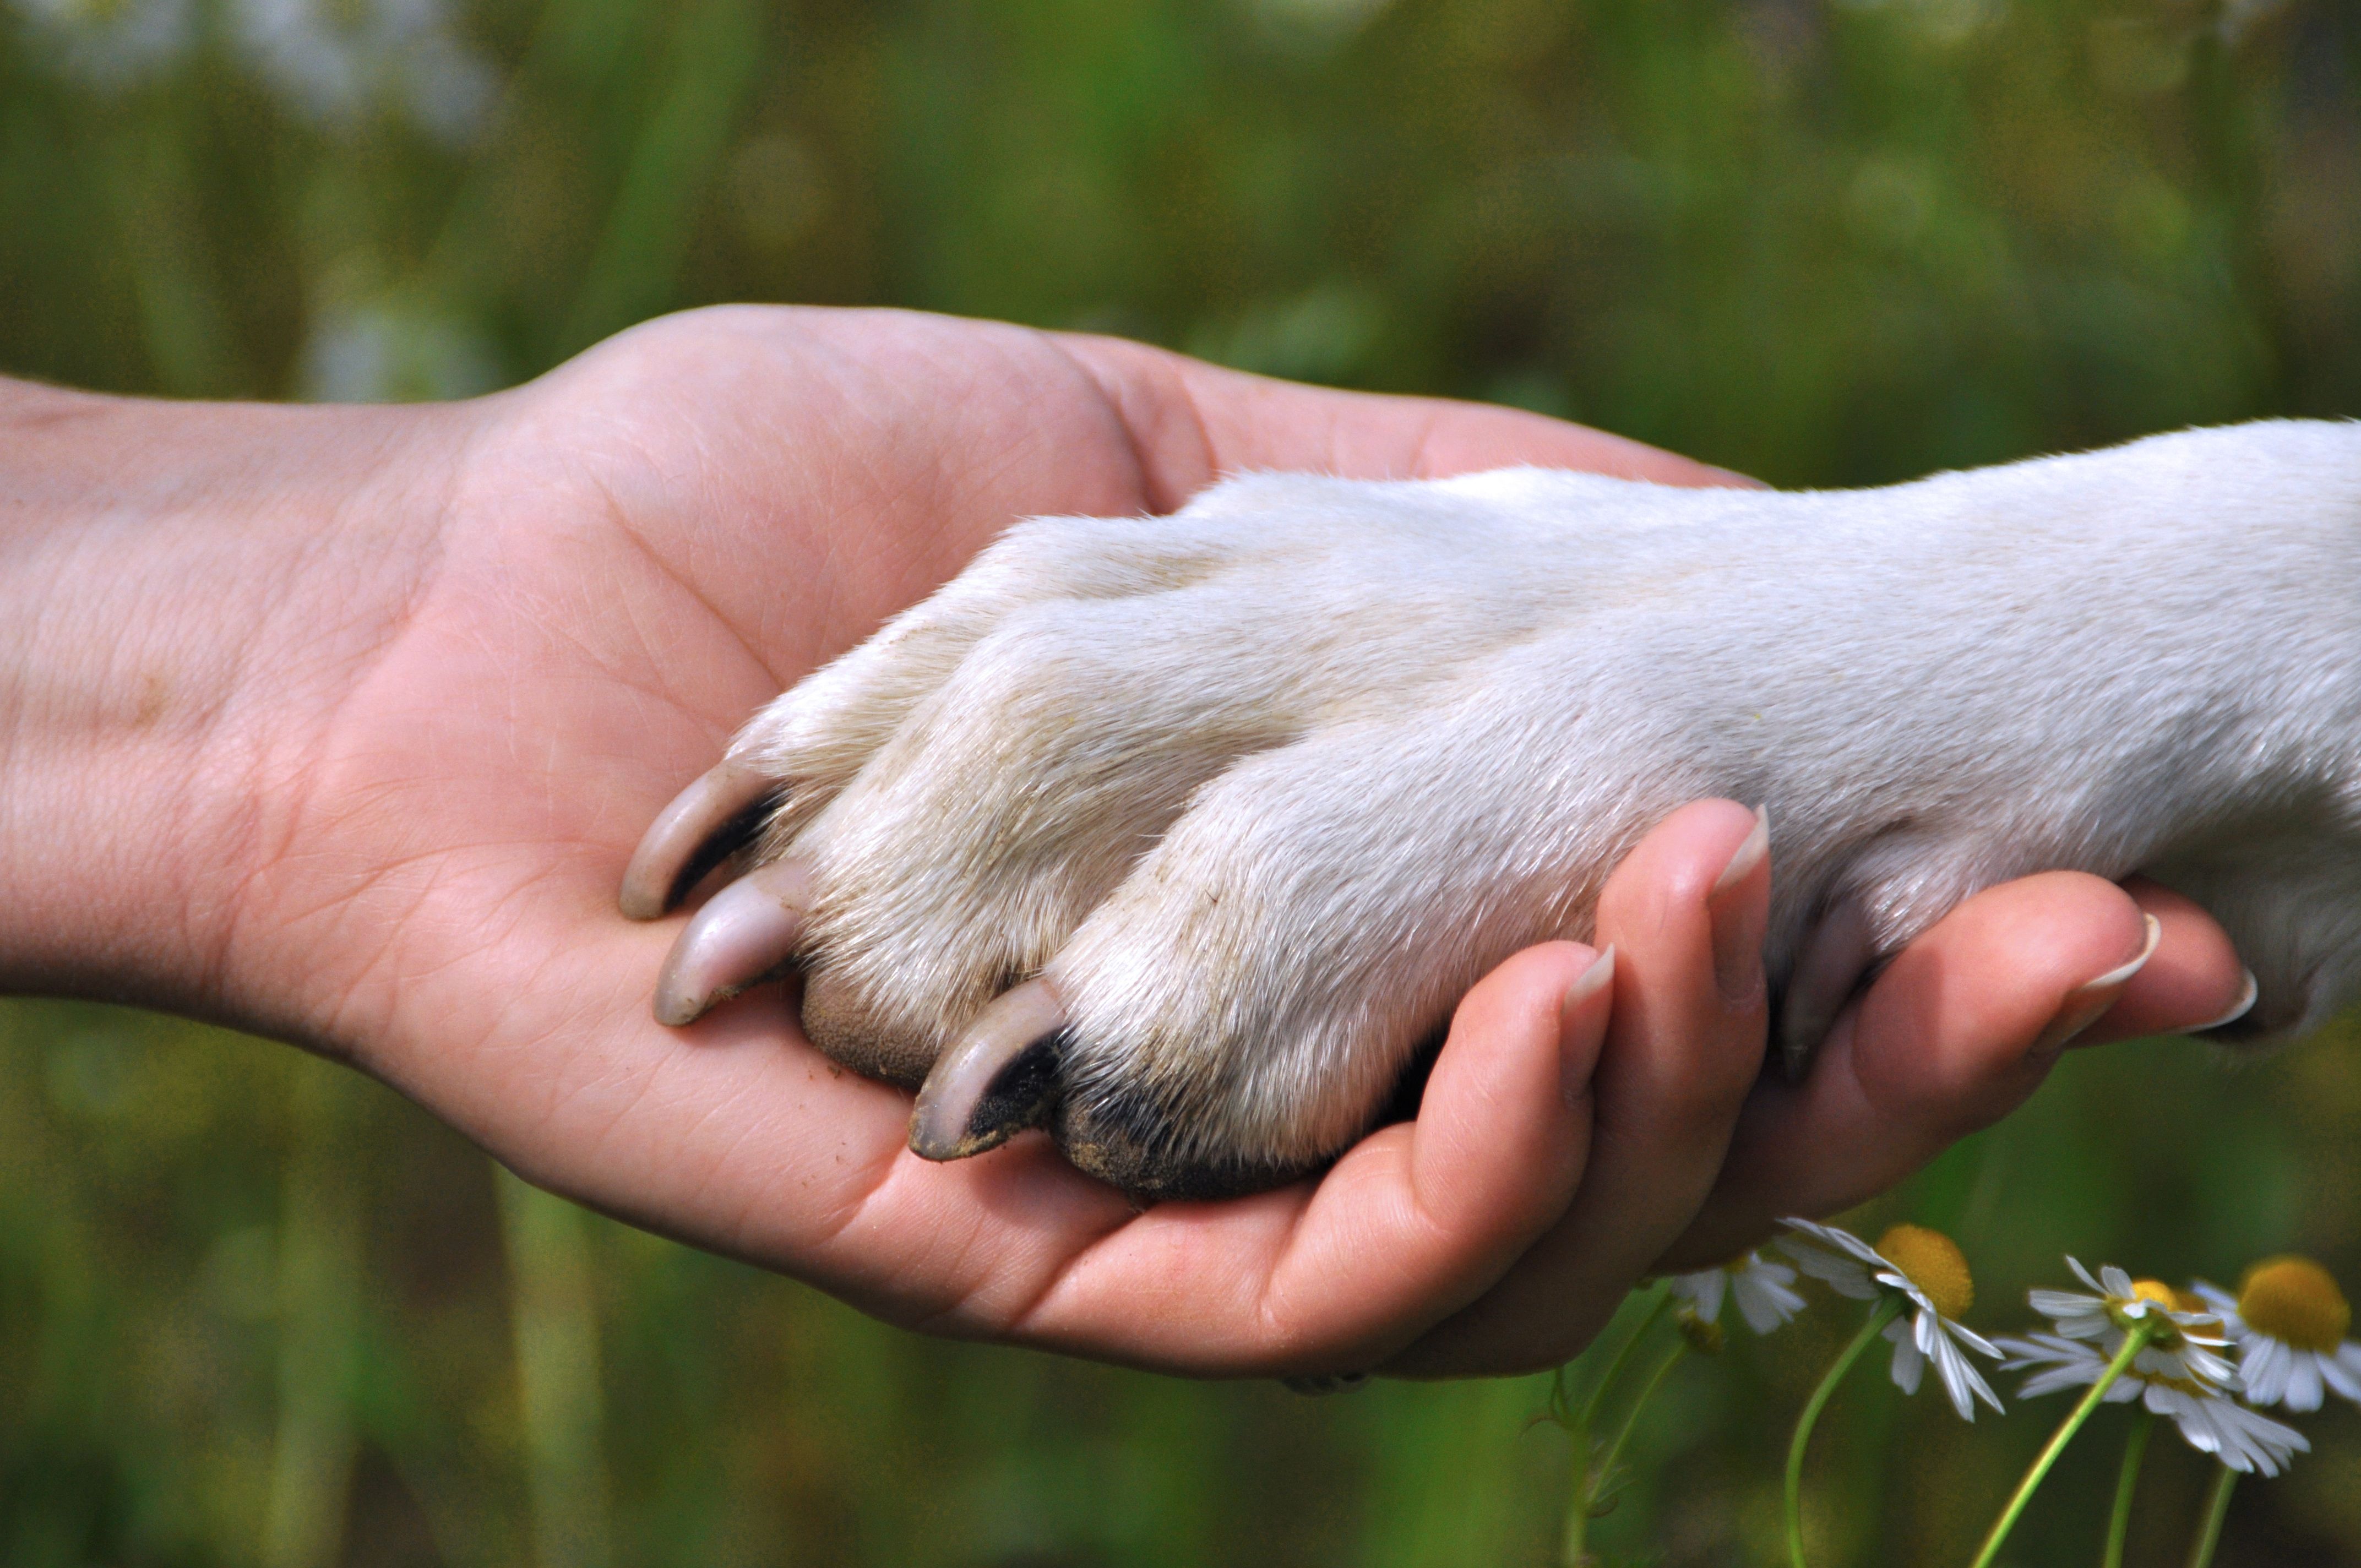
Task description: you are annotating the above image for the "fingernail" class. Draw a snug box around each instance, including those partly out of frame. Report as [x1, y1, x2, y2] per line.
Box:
[1709, 806, 1771, 1005]
[1560, 946, 1615, 1108]
[2188, 967, 2259, 1036]
[2032, 914, 2161, 1055]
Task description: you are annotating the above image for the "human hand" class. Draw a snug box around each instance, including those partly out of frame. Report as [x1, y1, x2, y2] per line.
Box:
[0, 306, 2251, 1376]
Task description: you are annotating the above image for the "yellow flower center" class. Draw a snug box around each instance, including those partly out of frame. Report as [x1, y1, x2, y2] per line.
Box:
[1875, 1224, 1974, 1320]
[2238, 1256, 2352, 1353]
[2128, 1279, 2179, 1310]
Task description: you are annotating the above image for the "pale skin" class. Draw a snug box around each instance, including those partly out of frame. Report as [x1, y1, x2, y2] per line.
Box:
[0, 304, 2251, 1379]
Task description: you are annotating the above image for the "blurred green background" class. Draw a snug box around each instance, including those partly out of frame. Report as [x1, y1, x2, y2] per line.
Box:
[5, 0, 2361, 1562]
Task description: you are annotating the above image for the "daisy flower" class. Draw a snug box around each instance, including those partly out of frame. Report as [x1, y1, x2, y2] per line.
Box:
[2022, 1258, 2238, 1390]
[1667, 1250, 1807, 1346]
[1779, 1218, 2003, 1419]
[1994, 1261, 2306, 1477]
[2190, 1255, 2361, 1413]
[1996, 1331, 2308, 1477]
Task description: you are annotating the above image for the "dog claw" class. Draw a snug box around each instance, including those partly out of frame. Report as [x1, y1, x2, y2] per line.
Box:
[909, 980, 1068, 1162]
[652, 859, 813, 1026]
[621, 760, 781, 920]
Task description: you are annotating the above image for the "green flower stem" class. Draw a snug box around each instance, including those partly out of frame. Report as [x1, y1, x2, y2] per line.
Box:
[1598, 1343, 1688, 1494]
[1563, 1341, 1690, 1567]
[1559, 1409, 1594, 1568]
[1785, 1296, 1906, 1568]
[2101, 1409, 2154, 1568]
[1562, 1287, 1672, 1568]
[1968, 1322, 2159, 1568]
[2184, 1464, 2237, 1568]
[1579, 1287, 1673, 1430]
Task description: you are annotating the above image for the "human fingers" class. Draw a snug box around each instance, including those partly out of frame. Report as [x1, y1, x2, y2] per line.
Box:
[1382, 800, 1771, 1377]
[1051, 331, 1757, 513]
[2074, 875, 2252, 1043]
[993, 939, 1613, 1375]
[457, 894, 1605, 1380]
[1657, 870, 2249, 1271]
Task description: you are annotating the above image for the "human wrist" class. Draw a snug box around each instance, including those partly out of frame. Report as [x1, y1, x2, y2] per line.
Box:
[0, 378, 465, 1027]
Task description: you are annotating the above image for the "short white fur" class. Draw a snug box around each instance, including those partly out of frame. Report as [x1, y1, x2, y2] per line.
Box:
[692, 420, 2361, 1190]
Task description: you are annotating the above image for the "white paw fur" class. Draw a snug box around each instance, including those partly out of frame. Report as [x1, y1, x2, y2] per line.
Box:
[632, 420, 2361, 1198]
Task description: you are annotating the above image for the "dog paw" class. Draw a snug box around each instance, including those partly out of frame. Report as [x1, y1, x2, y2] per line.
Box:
[625, 422, 2361, 1198]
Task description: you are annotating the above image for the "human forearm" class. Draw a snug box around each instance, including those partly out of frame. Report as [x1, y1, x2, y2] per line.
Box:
[0, 378, 459, 1031]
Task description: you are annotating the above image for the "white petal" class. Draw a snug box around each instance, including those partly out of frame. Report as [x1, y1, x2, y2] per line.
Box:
[2151, 1386, 2223, 1456]
[2244, 1338, 2293, 1407]
[2019, 1366, 2098, 1399]
[1669, 1268, 1728, 1322]
[2194, 1397, 2310, 1478]
[1830, 1228, 1892, 1269]
[1996, 1332, 2089, 1372]
[1929, 1329, 2004, 1419]
[2320, 1346, 2361, 1404]
[1779, 1218, 1886, 1274]
[1783, 1240, 1881, 1299]
[1946, 1321, 2002, 1360]
[2066, 1257, 2108, 1294]
[1732, 1270, 1805, 1335]
[1886, 1319, 1926, 1397]
[2026, 1294, 2112, 1341]
[2001, 1337, 2109, 1401]
[1777, 1237, 1837, 1275]
[2285, 1353, 2326, 1414]
[2097, 1263, 2135, 1298]
[2180, 1344, 2237, 1391]
[1874, 1269, 1924, 1306]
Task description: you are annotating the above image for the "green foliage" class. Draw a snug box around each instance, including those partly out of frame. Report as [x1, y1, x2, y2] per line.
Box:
[6, 0, 2361, 1561]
